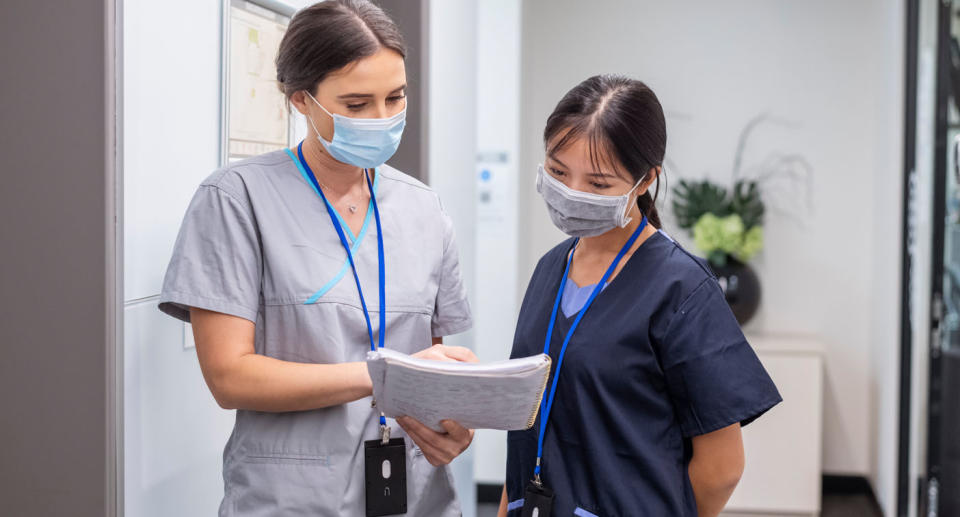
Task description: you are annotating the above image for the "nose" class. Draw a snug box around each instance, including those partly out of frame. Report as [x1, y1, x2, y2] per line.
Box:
[567, 177, 592, 192]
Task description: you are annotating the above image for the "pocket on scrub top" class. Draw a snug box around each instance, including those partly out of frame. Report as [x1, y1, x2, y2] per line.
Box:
[228, 452, 341, 516]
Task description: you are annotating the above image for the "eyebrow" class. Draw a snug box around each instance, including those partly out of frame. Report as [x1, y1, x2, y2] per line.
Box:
[337, 85, 407, 100]
[547, 153, 569, 169]
[547, 153, 614, 178]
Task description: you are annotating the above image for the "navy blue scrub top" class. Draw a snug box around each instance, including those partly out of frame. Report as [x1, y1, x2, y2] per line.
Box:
[506, 230, 782, 517]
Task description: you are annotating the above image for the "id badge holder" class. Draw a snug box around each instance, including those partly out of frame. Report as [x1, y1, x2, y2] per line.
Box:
[522, 478, 554, 517]
[364, 425, 407, 516]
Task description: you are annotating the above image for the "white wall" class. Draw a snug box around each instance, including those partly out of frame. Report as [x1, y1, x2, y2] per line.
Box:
[427, 1, 479, 514]
[122, 1, 306, 516]
[122, 0, 232, 515]
[473, 0, 522, 485]
[869, 1, 906, 513]
[517, 0, 904, 508]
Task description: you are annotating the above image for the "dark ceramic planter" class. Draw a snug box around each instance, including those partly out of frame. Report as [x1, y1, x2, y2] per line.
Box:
[709, 258, 761, 326]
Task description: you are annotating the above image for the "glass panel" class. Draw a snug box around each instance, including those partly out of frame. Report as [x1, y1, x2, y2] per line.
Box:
[934, 3, 960, 515]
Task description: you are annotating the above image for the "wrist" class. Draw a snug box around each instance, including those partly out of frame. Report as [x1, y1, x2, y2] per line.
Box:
[357, 361, 374, 397]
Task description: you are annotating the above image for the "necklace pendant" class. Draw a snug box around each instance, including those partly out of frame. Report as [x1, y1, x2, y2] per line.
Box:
[348, 205, 358, 213]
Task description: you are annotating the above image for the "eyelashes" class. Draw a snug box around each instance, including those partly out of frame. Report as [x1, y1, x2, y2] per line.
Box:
[549, 166, 611, 190]
[346, 95, 406, 112]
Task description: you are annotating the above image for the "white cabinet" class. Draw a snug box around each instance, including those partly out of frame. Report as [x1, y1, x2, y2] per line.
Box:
[722, 335, 824, 517]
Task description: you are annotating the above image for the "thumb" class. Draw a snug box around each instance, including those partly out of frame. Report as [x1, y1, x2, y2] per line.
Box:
[440, 346, 478, 363]
[440, 419, 469, 438]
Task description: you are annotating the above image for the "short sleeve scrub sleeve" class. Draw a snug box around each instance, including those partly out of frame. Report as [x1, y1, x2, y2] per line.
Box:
[158, 149, 472, 516]
[505, 230, 781, 517]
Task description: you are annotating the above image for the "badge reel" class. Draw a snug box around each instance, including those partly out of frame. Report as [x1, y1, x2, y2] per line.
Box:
[522, 473, 554, 517]
[365, 416, 407, 517]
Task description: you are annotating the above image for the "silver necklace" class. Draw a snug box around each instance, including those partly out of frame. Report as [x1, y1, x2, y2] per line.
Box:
[315, 171, 366, 213]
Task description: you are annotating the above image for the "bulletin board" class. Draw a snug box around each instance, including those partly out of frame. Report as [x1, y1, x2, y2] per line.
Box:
[221, 0, 295, 164]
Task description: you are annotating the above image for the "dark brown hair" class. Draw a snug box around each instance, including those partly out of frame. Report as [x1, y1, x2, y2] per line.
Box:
[544, 74, 666, 228]
[276, 0, 406, 100]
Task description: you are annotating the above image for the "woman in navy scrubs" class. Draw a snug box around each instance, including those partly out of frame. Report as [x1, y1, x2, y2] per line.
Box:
[498, 75, 782, 517]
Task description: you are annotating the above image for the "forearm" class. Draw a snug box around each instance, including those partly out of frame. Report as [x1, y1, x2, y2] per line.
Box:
[497, 486, 508, 517]
[207, 354, 373, 412]
[688, 456, 740, 517]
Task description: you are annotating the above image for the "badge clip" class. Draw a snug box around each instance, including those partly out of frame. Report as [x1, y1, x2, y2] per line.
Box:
[522, 476, 554, 517]
[380, 423, 391, 445]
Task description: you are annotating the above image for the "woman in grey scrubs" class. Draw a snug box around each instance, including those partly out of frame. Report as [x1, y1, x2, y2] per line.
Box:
[157, 1, 475, 515]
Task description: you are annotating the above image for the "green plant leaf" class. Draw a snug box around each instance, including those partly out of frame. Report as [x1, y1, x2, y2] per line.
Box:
[671, 179, 730, 230]
[730, 180, 765, 229]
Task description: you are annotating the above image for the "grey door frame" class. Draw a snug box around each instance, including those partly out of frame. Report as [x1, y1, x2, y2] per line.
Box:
[110, 0, 123, 514]
[0, 0, 120, 514]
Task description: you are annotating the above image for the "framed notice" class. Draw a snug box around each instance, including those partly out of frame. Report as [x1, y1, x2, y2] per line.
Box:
[221, 0, 295, 164]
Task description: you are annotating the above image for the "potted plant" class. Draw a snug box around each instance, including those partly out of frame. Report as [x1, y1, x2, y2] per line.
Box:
[672, 179, 764, 324]
[670, 113, 812, 326]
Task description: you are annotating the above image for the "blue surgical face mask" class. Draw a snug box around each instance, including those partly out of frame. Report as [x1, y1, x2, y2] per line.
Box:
[305, 92, 406, 168]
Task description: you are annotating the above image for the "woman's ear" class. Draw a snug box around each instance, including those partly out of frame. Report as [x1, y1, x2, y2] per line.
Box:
[636, 166, 661, 195]
[290, 90, 309, 116]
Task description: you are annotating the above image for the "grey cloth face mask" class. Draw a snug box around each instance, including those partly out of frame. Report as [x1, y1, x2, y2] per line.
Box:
[536, 163, 642, 237]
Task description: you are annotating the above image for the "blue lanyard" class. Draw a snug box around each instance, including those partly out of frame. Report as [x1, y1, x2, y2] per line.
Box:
[533, 215, 648, 481]
[297, 142, 385, 353]
[297, 142, 387, 426]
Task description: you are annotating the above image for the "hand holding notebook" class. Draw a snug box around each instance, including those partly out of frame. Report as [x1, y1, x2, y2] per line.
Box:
[366, 348, 552, 432]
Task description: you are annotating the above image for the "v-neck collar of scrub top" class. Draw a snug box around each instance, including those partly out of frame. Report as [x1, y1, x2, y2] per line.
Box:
[284, 147, 382, 304]
[557, 230, 665, 320]
[560, 278, 607, 319]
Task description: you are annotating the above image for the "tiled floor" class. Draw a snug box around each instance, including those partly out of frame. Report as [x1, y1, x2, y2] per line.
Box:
[821, 493, 883, 517]
[475, 493, 882, 517]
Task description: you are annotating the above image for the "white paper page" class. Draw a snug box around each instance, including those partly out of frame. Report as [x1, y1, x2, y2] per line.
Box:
[374, 346, 549, 376]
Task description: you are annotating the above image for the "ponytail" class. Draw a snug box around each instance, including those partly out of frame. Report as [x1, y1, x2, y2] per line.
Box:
[638, 180, 662, 229]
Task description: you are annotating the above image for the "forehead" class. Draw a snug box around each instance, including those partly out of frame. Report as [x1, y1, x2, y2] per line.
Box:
[320, 48, 406, 94]
[547, 131, 629, 181]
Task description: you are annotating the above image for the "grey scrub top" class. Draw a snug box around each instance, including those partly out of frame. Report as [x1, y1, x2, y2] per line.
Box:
[158, 148, 473, 517]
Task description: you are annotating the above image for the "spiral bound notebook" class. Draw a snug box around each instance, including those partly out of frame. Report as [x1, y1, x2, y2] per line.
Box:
[366, 348, 552, 432]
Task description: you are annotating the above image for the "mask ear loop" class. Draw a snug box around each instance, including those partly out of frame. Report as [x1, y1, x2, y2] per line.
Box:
[618, 175, 646, 227]
[303, 91, 336, 146]
[620, 164, 664, 227]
